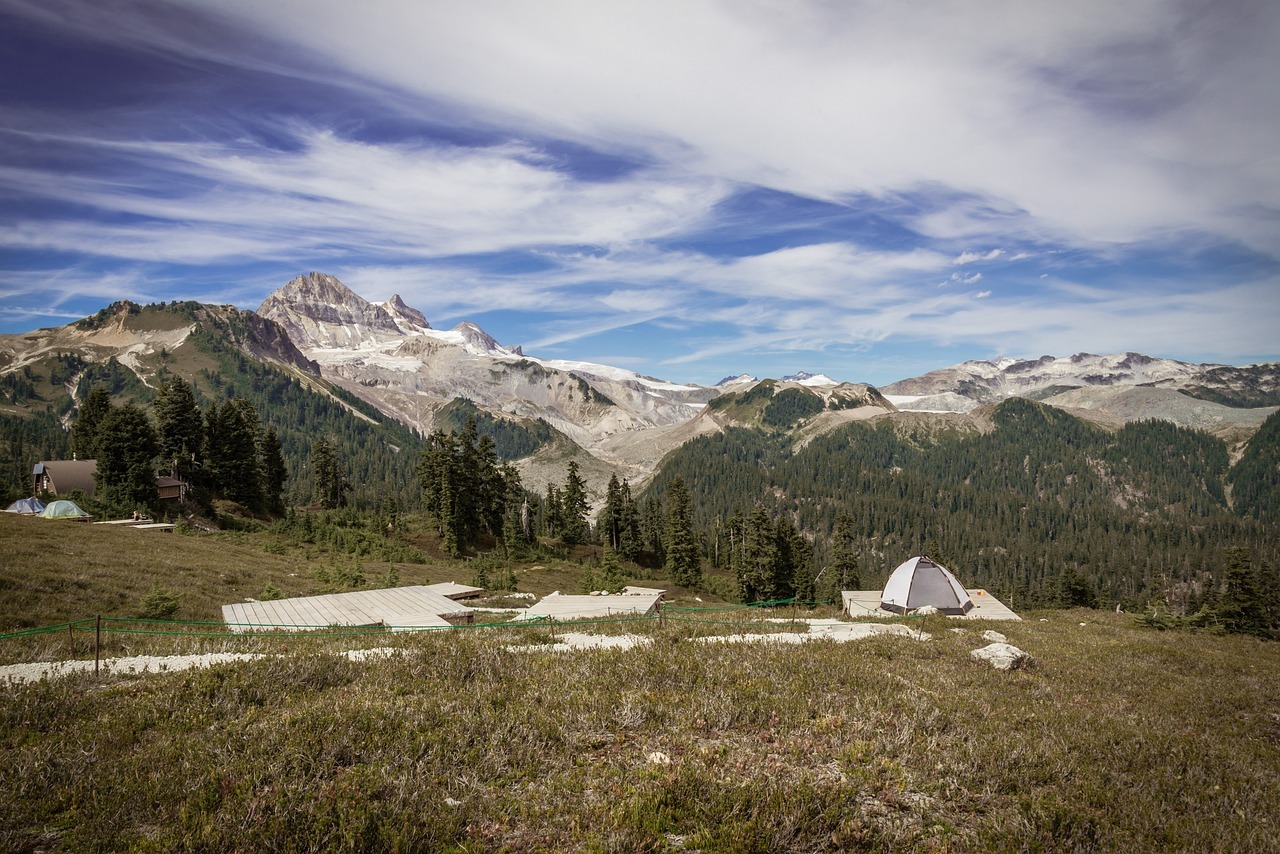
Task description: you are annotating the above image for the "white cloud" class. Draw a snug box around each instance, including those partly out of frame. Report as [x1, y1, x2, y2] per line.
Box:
[954, 249, 1005, 264]
[178, 0, 1280, 253]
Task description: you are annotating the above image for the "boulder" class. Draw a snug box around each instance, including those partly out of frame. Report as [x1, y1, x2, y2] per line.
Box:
[981, 629, 1007, 643]
[914, 605, 941, 616]
[971, 642, 1033, 671]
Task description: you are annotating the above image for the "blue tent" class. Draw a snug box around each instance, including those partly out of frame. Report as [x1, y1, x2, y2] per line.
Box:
[4, 497, 46, 515]
[39, 499, 90, 519]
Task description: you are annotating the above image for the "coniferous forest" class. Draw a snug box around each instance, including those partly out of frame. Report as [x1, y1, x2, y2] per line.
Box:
[1, 298, 1277, 630]
[643, 399, 1279, 613]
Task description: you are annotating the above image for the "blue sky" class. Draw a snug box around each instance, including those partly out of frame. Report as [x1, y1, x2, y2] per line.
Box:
[1, 0, 1277, 387]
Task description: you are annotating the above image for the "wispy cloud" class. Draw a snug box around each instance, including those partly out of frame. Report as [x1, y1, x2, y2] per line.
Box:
[0, 0, 1276, 384]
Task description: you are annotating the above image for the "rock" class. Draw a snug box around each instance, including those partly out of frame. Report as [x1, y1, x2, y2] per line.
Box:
[971, 642, 1033, 671]
[981, 629, 1007, 643]
[914, 605, 941, 616]
[950, 627, 968, 634]
[647, 751, 672, 766]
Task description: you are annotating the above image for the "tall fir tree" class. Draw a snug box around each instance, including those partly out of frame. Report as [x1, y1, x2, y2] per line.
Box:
[664, 476, 701, 587]
[152, 376, 203, 484]
[311, 437, 347, 510]
[206, 398, 263, 510]
[71, 385, 112, 461]
[560, 461, 591, 546]
[95, 402, 159, 511]
[738, 503, 778, 603]
[258, 426, 287, 515]
[829, 514, 861, 592]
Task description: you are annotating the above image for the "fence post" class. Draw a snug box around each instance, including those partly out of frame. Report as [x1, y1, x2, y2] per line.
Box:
[94, 615, 101, 676]
[548, 615, 556, 642]
[68, 621, 75, 657]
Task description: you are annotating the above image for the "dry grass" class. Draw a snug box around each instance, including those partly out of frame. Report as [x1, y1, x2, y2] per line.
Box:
[1, 609, 1278, 851]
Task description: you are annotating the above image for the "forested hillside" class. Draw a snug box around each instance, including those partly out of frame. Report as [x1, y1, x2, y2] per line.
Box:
[644, 399, 1279, 609]
[0, 301, 423, 510]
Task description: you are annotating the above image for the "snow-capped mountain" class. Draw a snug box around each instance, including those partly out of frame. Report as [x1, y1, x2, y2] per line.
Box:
[882, 352, 1224, 411]
[780, 371, 839, 387]
[255, 274, 725, 488]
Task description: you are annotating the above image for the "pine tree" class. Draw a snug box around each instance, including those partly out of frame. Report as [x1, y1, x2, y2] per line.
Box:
[1216, 546, 1270, 637]
[71, 385, 112, 460]
[560, 461, 590, 546]
[206, 398, 263, 510]
[664, 476, 701, 587]
[95, 402, 159, 511]
[617, 479, 642, 560]
[830, 514, 861, 591]
[311, 437, 347, 510]
[152, 376, 203, 484]
[738, 503, 777, 603]
[258, 426, 287, 515]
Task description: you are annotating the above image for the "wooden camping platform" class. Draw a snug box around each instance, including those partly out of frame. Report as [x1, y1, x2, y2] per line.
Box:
[222, 585, 475, 633]
[842, 589, 1022, 621]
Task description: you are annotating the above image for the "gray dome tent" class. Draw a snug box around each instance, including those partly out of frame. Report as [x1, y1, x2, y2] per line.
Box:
[4, 497, 45, 515]
[880, 556, 973, 615]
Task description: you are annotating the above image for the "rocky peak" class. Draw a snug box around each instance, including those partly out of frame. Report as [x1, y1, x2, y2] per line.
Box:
[257, 272, 403, 349]
[451, 321, 519, 356]
[380, 294, 430, 333]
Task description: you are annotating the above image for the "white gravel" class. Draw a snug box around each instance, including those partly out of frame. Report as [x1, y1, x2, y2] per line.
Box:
[2, 619, 926, 684]
[0, 646, 406, 686]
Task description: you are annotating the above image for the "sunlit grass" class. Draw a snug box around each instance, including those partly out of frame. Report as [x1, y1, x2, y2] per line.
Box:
[2, 608, 1277, 851]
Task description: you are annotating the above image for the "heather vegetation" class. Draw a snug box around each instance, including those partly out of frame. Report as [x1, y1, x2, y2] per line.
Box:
[1, 593, 1277, 851]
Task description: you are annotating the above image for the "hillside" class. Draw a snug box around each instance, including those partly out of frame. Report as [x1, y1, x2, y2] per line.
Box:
[0, 301, 422, 509]
[644, 399, 1280, 609]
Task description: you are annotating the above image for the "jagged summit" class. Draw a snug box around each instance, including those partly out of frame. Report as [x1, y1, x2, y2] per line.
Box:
[380, 294, 430, 333]
[258, 272, 403, 348]
[716, 374, 757, 387]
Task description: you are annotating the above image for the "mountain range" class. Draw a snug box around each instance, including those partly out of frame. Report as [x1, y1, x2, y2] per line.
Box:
[2, 272, 1277, 502]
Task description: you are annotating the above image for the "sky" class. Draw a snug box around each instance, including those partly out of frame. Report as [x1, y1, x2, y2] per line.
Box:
[1, 0, 1278, 387]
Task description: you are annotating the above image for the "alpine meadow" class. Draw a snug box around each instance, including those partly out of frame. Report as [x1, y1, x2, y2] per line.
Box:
[3, 0, 1280, 849]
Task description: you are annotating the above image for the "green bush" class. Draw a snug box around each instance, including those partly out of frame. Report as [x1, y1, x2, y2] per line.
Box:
[137, 584, 180, 620]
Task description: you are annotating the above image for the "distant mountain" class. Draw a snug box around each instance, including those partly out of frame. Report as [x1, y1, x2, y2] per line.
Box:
[3, 277, 1277, 507]
[886, 351, 1271, 400]
[780, 371, 839, 387]
[255, 273, 724, 494]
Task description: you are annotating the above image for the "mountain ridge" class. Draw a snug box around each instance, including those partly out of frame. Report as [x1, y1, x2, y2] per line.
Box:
[3, 274, 1277, 503]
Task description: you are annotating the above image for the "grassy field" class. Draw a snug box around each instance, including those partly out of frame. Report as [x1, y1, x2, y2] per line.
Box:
[2, 513, 1279, 850]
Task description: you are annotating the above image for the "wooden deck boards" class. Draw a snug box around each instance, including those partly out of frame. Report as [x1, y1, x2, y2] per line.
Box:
[222, 585, 472, 633]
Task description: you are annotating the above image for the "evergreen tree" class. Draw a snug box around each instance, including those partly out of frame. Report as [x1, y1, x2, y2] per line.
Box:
[152, 376, 203, 483]
[206, 398, 263, 509]
[543, 483, 564, 540]
[830, 514, 861, 591]
[775, 515, 813, 603]
[560, 461, 591, 545]
[311, 437, 347, 510]
[1216, 546, 1270, 637]
[258, 426, 287, 515]
[641, 494, 666, 565]
[601, 546, 626, 593]
[617, 479, 642, 560]
[600, 473, 624, 550]
[72, 385, 112, 460]
[738, 503, 777, 603]
[95, 402, 159, 511]
[664, 476, 701, 587]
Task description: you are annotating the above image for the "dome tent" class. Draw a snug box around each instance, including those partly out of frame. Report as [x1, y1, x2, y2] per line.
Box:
[39, 499, 91, 520]
[880, 556, 973, 615]
[4, 497, 45, 515]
